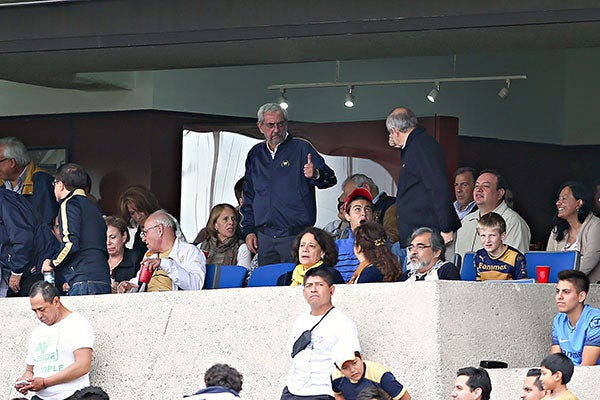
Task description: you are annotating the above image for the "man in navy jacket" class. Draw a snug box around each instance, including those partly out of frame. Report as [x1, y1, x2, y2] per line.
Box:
[386, 107, 461, 261]
[0, 187, 58, 297]
[42, 163, 110, 295]
[0, 137, 58, 228]
[241, 103, 337, 266]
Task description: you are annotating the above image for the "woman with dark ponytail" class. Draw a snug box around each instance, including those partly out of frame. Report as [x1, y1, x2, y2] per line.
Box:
[349, 222, 401, 283]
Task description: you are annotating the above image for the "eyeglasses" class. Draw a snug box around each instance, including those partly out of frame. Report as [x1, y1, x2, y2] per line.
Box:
[407, 243, 432, 251]
[262, 121, 287, 129]
[0, 158, 10, 163]
[140, 224, 161, 238]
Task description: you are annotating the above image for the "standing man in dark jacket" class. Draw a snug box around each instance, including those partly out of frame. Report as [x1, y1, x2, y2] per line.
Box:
[0, 187, 58, 297]
[0, 137, 58, 228]
[386, 107, 461, 261]
[241, 103, 337, 266]
[42, 163, 110, 295]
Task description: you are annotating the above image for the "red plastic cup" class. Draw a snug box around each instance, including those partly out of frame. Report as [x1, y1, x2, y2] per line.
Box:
[536, 266, 550, 283]
[139, 265, 153, 284]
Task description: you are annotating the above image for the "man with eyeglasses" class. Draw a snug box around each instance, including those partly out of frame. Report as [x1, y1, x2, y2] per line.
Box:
[399, 227, 461, 281]
[0, 137, 57, 228]
[42, 163, 111, 296]
[240, 103, 337, 266]
[120, 210, 205, 292]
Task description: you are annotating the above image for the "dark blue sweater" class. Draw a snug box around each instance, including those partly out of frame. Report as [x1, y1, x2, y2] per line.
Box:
[240, 135, 336, 237]
[52, 189, 110, 285]
[396, 126, 461, 247]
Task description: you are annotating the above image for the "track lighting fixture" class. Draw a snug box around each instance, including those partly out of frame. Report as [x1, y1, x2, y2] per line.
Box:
[268, 74, 526, 107]
[426, 82, 440, 103]
[498, 79, 510, 99]
[278, 89, 289, 109]
[344, 86, 354, 108]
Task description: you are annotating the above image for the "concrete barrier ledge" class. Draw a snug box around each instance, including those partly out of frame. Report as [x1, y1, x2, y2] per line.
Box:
[0, 281, 597, 399]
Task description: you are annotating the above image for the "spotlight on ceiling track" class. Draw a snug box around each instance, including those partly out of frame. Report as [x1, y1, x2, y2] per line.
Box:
[427, 82, 440, 103]
[278, 89, 289, 109]
[344, 86, 355, 108]
[498, 79, 510, 99]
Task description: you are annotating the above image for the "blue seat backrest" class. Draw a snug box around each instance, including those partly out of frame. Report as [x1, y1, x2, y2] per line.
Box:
[247, 263, 296, 287]
[454, 253, 463, 272]
[524, 251, 580, 283]
[203, 264, 248, 289]
[461, 252, 477, 281]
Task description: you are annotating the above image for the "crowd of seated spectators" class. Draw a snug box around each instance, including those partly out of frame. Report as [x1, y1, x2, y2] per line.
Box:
[4, 132, 599, 399]
[2, 144, 596, 293]
[32, 168, 600, 291]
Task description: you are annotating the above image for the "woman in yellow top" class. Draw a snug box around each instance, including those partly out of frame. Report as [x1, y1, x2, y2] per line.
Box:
[286, 227, 344, 286]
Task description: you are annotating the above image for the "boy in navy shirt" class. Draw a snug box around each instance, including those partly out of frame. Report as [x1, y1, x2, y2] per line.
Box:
[474, 212, 527, 281]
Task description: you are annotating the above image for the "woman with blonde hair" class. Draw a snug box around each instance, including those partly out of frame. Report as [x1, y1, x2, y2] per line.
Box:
[198, 203, 251, 269]
[118, 185, 160, 265]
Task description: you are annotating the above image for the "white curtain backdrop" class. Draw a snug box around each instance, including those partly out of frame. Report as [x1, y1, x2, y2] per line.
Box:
[180, 130, 396, 240]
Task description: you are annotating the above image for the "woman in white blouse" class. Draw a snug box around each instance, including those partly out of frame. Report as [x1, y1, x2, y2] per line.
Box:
[547, 181, 600, 283]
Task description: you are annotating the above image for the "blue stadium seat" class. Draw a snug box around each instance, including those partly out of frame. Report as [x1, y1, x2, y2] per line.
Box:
[247, 262, 295, 287]
[461, 252, 477, 281]
[524, 250, 580, 283]
[454, 253, 462, 272]
[203, 264, 248, 289]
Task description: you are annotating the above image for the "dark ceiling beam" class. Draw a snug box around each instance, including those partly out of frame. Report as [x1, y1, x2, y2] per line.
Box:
[1, 7, 600, 54]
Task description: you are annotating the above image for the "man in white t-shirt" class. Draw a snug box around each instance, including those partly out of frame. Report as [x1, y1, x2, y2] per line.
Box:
[14, 281, 94, 400]
[281, 267, 360, 400]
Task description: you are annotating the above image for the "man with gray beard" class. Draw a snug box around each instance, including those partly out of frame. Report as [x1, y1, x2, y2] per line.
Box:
[399, 227, 461, 281]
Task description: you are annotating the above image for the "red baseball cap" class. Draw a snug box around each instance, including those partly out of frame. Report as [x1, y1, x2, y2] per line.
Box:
[343, 187, 373, 212]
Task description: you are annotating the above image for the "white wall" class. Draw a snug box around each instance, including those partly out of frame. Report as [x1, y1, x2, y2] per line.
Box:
[0, 72, 155, 115]
[1, 48, 600, 145]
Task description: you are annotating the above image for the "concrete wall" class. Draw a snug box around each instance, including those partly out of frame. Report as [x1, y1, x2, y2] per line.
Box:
[487, 366, 600, 400]
[0, 282, 598, 400]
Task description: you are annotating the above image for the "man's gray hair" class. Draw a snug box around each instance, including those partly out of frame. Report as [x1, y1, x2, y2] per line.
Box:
[0, 137, 31, 166]
[257, 103, 288, 123]
[150, 209, 187, 240]
[386, 107, 418, 132]
[409, 226, 446, 261]
[150, 210, 176, 229]
[343, 173, 379, 194]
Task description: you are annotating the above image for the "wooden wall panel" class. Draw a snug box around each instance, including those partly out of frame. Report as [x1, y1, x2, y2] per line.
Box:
[0, 111, 597, 245]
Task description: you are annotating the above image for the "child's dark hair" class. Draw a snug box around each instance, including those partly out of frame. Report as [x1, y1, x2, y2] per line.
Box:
[540, 353, 574, 384]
